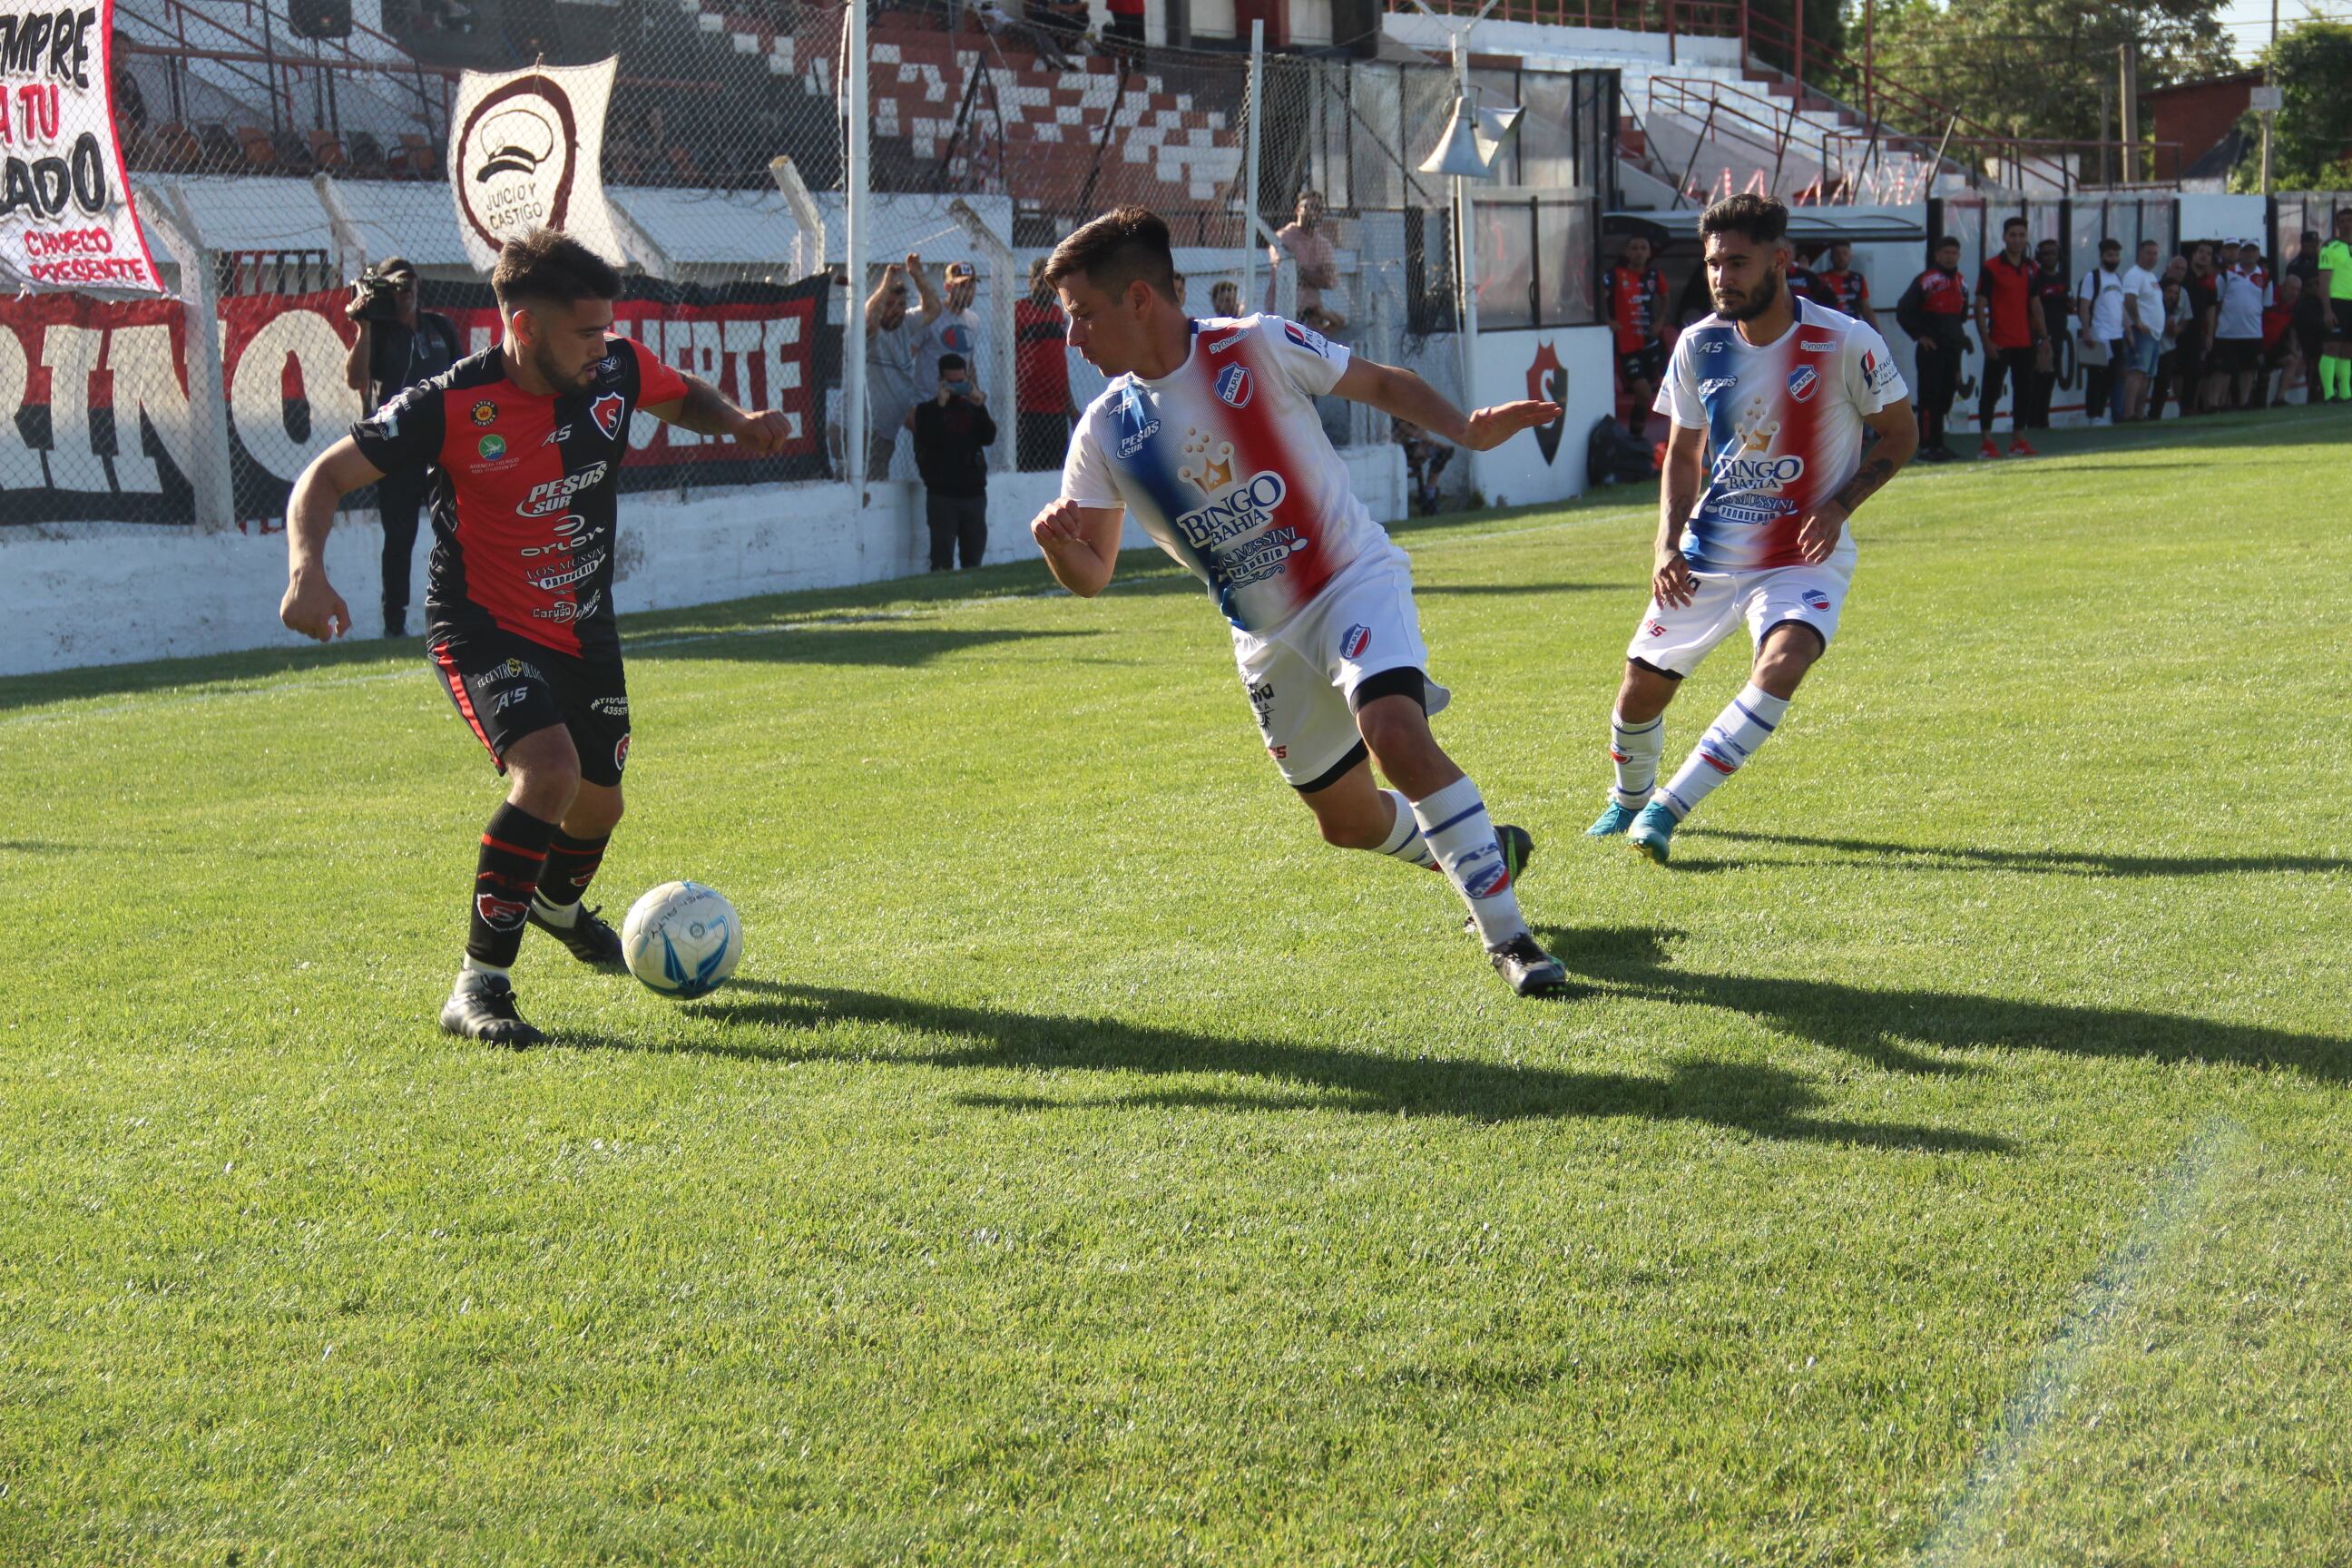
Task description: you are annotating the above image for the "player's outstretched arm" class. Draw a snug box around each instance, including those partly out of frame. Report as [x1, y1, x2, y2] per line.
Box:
[1330, 358, 1559, 452]
[279, 436, 387, 642]
[1797, 399, 1918, 564]
[1030, 499, 1124, 598]
[643, 375, 793, 458]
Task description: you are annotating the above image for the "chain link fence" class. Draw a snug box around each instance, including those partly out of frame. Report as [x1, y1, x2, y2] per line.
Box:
[5, 0, 1623, 530]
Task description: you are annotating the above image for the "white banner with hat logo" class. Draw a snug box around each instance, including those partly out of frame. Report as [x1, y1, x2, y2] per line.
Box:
[0, 0, 163, 297]
[446, 57, 626, 274]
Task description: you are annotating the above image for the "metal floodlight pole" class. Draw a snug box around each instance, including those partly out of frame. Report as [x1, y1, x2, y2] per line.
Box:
[1451, 30, 1483, 500]
[1242, 19, 1264, 313]
[844, 0, 870, 491]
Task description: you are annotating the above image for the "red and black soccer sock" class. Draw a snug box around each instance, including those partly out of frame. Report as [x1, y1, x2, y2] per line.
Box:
[466, 801, 557, 973]
[532, 830, 612, 926]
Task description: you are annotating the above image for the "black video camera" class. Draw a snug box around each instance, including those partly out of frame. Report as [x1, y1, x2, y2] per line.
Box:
[347, 263, 411, 325]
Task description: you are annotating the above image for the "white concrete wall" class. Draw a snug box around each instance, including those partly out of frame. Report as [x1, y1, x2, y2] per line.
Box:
[0, 449, 1410, 677]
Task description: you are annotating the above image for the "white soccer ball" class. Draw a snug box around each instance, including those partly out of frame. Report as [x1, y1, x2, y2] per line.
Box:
[621, 880, 742, 999]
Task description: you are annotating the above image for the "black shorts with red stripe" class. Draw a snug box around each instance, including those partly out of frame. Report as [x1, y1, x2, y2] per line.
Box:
[429, 628, 632, 788]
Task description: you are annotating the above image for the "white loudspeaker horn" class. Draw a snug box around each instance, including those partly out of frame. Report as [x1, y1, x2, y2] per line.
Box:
[1416, 95, 1524, 178]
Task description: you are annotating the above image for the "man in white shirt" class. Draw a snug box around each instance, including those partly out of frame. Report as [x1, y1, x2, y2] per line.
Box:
[2206, 240, 2271, 411]
[2075, 237, 2129, 425]
[2120, 239, 2165, 420]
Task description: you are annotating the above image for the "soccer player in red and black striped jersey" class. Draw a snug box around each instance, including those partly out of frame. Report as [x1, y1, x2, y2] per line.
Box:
[1601, 235, 1671, 429]
[277, 228, 793, 1046]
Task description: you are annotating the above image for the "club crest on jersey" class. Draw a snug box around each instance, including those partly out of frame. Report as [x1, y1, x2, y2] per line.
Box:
[1340, 623, 1371, 660]
[1787, 367, 1820, 402]
[1215, 365, 1253, 408]
[1801, 588, 1832, 611]
[471, 399, 498, 426]
[590, 392, 627, 440]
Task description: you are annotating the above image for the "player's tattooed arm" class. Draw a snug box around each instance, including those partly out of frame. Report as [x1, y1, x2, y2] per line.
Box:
[644, 376, 793, 457]
[1800, 399, 1917, 564]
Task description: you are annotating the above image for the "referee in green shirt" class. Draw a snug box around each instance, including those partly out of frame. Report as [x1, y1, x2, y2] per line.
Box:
[2321, 207, 2352, 403]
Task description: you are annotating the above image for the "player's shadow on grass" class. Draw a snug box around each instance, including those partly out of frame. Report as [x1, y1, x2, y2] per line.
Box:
[1681, 827, 2352, 879]
[1539, 925, 2352, 1082]
[620, 979, 2012, 1152]
[626, 622, 1100, 670]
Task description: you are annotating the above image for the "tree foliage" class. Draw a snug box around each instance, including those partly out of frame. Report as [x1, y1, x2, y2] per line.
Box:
[1849, 0, 2235, 148]
[2230, 19, 2352, 190]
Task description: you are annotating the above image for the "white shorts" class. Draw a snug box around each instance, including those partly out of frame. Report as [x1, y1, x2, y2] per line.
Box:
[1624, 554, 1855, 677]
[1232, 542, 1451, 789]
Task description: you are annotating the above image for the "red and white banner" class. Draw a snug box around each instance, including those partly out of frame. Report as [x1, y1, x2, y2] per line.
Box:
[0, 0, 162, 297]
[0, 276, 832, 524]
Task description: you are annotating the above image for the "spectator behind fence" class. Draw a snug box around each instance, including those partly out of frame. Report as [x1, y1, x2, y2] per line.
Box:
[1210, 279, 1240, 318]
[1896, 234, 1971, 462]
[862, 257, 932, 479]
[1104, 0, 1145, 52]
[2023, 237, 2069, 431]
[2153, 276, 2186, 416]
[342, 256, 461, 638]
[906, 353, 996, 571]
[2074, 237, 2128, 426]
[2285, 229, 2327, 400]
[1015, 257, 1074, 472]
[2257, 273, 2303, 408]
[2178, 241, 2220, 413]
[2207, 240, 2271, 411]
[1972, 215, 2047, 457]
[911, 259, 982, 396]
[1268, 190, 1346, 329]
[2122, 239, 2165, 420]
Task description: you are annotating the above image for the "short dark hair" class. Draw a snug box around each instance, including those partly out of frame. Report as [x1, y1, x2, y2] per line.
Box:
[937, 353, 966, 373]
[491, 227, 622, 311]
[1699, 193, 1788, 248]
[2003, 216, 2028, 234]
[1933, 234, 1960, 251]
[2100, 236, 2122, 251]
[1044, 206, 1177, 300]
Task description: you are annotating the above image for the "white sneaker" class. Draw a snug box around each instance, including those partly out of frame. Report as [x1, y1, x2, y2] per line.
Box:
[2086, 416, 2112, 427]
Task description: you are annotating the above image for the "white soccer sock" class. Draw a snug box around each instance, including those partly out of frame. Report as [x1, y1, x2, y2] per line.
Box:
[460, 954, 512, 982]
[1410, 776, 1528, 947]
[1372, 789, 1438, 870]
[1609, 711, 1666, 809]
[1655, 683, 1789, 822]
[529, 891, 579, 927]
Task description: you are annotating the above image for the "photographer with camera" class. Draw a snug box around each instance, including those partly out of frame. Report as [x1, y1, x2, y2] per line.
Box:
[342, 257, 463, 638]
[904, 353, 995, 572]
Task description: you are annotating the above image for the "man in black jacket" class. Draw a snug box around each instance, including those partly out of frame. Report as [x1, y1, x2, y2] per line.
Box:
[341, 257, 463, 637]
[1895, 236, 1971, 462]
[906, 353, 997, 571]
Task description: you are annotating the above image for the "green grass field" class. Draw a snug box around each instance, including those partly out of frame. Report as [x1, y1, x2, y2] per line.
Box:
[3, 407, 2346, 1565]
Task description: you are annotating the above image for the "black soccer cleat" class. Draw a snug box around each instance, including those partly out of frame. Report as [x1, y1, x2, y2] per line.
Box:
[439, 972, 547, 1048]
[528, 901, 626, 970]
[1487, 933, 1571, 997]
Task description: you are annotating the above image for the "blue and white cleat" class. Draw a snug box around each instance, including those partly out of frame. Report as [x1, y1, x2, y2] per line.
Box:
[1585, 801, 1641, 838]
[1626, 801, 1680, 865]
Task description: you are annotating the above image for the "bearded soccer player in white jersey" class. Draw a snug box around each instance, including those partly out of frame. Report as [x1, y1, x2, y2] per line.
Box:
[1586, 193, 1917, 864]
[1029, 206, 1570, 996]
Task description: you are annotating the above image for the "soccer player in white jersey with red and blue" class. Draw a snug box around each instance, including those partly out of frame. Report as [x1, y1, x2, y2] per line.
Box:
[1587, 194, 1918, 864]
[1028, 206, 1570, 996]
